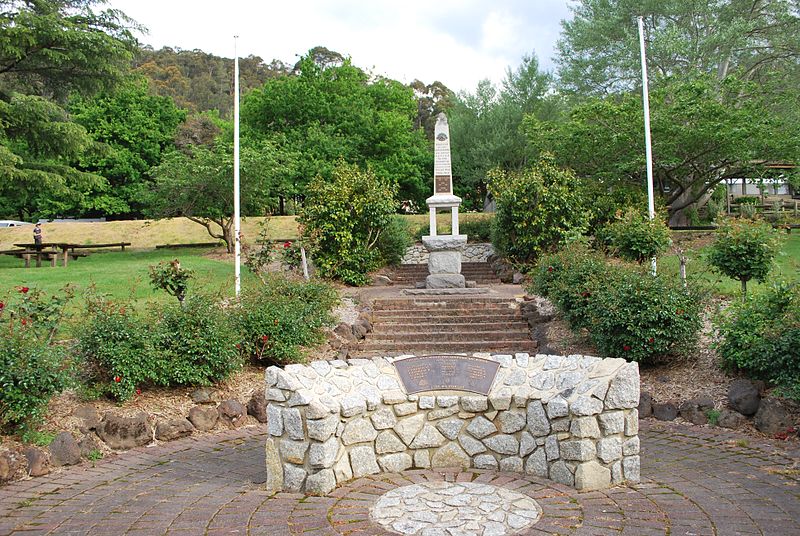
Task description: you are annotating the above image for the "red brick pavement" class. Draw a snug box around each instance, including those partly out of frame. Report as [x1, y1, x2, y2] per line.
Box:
[0, 421, 798, 535]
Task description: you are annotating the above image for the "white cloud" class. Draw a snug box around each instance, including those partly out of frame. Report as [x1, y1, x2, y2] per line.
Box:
[107, 0, 571, 92]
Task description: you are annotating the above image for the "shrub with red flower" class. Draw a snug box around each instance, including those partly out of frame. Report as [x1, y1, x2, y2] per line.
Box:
[19, 287, 29, 294]
[623, 345, 631, 352]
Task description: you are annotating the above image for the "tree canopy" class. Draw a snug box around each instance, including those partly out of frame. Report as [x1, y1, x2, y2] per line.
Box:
[241, 52, 431, 206]
[557, 0, 800, 95]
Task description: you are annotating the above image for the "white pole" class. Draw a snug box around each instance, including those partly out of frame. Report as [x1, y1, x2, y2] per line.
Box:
[638, 17, 657, 276]
[233, 36, 241, 296]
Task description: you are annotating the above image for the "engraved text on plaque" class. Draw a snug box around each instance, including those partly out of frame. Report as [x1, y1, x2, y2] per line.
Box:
[394, 355, 500, 395]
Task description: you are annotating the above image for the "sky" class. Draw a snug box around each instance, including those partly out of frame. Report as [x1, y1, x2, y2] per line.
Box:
[106, 0, 574, 93]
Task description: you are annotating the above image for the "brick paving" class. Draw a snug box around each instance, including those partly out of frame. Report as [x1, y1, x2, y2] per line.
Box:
[1, 421, 798, 535]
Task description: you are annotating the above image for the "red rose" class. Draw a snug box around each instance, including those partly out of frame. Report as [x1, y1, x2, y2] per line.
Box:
[648, 337, 655, 344]
[20, 287, 29, 294]
[113, 376, 121, 383]
[136, 388, 142, 395]
[623, 345, 631, 352]
[235, 343, 242, 350]
[0, 302, 4, 310]
[261, 335, 269, 343]
[547, 266, 554, 273]
[283, 241, 292, 249]
[21, 318, 27, 326]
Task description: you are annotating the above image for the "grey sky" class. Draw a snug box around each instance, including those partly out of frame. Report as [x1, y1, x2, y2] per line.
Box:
[107, 0, 574, 93]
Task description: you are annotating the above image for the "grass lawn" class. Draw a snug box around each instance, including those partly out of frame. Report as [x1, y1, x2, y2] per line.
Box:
[659, 231, 800, 297]
[0, 248, 251, 309]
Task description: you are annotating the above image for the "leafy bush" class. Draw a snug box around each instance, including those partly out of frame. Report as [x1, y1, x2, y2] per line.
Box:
[715, 282, 800, 399]
[79, 295, 241, 401]
[598, 208, 672, 264]
[529, 241, 606, 329]
[78, 297, 153, 401]
[530, 246, 704, 364]
[583, 183, 648, 234]
[489, 159, 588, 263]
[707, 218, 783, 296]
[587, 267, 704, 363]
[376, 216, 412, 266]
[0, 288, 72, 432]
[299, 162, 398, 285]
[235, 275, 338, 365]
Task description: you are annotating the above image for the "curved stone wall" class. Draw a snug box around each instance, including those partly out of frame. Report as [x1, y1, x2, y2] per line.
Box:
[264, 353, 640, 495]
[401, 243, 495, 264]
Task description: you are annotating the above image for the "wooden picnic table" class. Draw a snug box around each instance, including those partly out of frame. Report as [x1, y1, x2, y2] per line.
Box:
[10, 243, 90, 267]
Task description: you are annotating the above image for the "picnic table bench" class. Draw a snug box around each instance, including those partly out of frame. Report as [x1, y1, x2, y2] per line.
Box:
[6, 243, 94, 267]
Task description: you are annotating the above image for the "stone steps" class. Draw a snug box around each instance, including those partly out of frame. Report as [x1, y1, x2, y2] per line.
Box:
[355, 294, 536, 356]
[372, 321, 530, 333]
[355, 340, 539, 353]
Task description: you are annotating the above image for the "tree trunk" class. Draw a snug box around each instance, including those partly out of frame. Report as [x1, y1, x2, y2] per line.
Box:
[222, 223, 235, 254]
[667, 187, 716, 227]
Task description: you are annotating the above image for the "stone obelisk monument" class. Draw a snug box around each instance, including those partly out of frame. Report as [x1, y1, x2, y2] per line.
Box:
[422, 113, 466, 288]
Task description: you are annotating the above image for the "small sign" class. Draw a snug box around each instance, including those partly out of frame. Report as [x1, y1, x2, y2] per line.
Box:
[394, 355, 500, 395]
[435, 175, 451, 195]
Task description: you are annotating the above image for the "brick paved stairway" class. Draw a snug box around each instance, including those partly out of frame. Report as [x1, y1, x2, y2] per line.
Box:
[389, 261, 501, 286]
[355, 295, 537, 354]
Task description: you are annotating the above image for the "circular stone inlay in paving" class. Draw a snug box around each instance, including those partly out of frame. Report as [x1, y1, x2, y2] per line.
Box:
[370, 481, 542, 536]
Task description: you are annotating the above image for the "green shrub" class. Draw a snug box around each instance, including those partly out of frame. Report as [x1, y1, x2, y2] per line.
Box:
[376, 215, 412, 266]
[707, 218, 783, 296]
[715, 282, 800, 399]
[529, 241, 607, 329]
[299, 162, 398, 285]
[489, 159, 588, 263]
[0, 288, 72, 432]
[583, 184, 649, 234]
[79, 295, 241, 401]
[530, 246, 704, 364]
[78, 297, 153, 400]
[149, 295, 242, 386]
[587, 267, 704, 363]
[235, 275, 338, 365]
[599, 208, 672, 264]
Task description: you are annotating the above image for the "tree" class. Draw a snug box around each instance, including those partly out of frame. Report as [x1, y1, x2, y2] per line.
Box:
[488, 158, 589, 264]
[298, 162, 398, 285]
[134, 47, 289, 117]
[69, 78, 186, 217]
[409, 79, 455, 140]
[148, 138, 292, 252]
[241, 52, 431, 207]
[557, 0, 800, 96]
[707, 218, 783, 296]
[449, 53, 560, 209]
[524, 73, 800, 225]
[0, 0, 139, 219]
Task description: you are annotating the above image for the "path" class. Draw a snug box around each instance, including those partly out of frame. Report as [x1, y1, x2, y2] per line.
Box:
[1, 421, 798, 535]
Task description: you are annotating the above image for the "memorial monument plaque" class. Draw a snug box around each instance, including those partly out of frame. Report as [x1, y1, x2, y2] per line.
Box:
[393, 355, 500, 395]
[434, 175, 451, 195]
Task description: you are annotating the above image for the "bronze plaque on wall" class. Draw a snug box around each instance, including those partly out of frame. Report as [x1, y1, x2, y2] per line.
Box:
[434, 175, 451, 195]
[393, 355, 500, 395]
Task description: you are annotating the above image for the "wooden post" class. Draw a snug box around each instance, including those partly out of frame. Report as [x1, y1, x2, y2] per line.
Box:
[23, 253, 30, 268]
[49, 253, 56, 267]
[35, 253, 42, 268]
[62, 249, 68, 267]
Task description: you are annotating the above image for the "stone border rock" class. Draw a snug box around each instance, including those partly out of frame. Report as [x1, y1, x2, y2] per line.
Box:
[0, 389, 267, 485]
[264, 353, 640, 495]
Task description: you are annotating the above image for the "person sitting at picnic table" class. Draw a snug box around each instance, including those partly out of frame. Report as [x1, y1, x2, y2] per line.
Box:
[33, 222, 43, 246]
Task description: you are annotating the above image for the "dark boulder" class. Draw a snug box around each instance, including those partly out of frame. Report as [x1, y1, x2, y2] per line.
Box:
[24, 447, 50, 477]
[638, 392, 654, 418]
[754, 398, 794, 436]
[247, 389, 268, 423]
[188, 405, 218, 431]
[217, 399, 247, 428]
[49, 432, 82, 467]
[653, 401, 678, 421]
[155, 419, 194, 441]
[728, 379, 761, 416]
[96, 412, 153, 450]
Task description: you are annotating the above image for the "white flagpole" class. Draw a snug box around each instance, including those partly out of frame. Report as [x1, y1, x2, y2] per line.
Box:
[233, 36, 241, 296]
[638, 17, 657, 276]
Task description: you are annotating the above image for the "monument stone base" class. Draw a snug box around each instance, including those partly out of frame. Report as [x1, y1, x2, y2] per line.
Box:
[422, 235, 467, 289]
